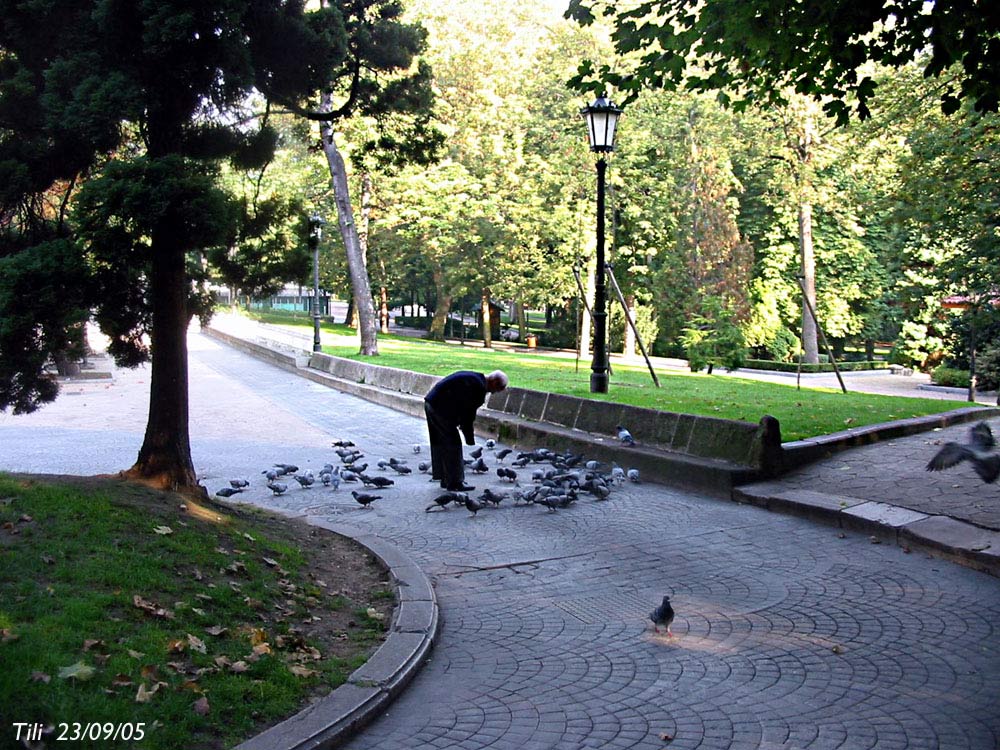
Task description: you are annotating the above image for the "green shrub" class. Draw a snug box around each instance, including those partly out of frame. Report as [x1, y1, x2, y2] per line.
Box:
[975, 344, 1000, 391]
[931, 365, 971, 388]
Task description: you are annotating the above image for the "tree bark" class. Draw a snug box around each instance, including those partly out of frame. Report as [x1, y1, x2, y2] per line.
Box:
[320, 123, 378, 355]
[623, 293, 637, 357]
[799, 201, 819, 364]
[427, 266, 451, 340]
[126, 234, 201, 494]
[481, 288, 493, 348]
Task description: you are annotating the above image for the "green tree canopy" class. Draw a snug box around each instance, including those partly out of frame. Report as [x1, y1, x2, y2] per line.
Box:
[566, 0, 1000, 124]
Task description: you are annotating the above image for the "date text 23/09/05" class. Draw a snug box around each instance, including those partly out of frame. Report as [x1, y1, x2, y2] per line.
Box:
[12, 722, 147, 743]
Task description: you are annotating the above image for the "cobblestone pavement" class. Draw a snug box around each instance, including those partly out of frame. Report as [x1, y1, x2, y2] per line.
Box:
[2, 332, 999, 750]
[745, 421, 1000, 532]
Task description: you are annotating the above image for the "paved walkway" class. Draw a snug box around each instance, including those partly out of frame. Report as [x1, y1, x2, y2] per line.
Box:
[1, 331, 999, 749]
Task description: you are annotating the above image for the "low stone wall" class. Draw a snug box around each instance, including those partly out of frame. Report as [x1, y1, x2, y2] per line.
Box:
[487, 387, 773, 468]
[307, 355, 772, 471]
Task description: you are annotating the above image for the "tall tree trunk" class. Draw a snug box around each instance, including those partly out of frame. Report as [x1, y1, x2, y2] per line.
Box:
[320, 122, 378, 355]
[127, 235, 200, 494]
[623, 293, 637, 357]
[799, 201, 819, 364]
[379, 282, 390, 334]
[343, 297, 354, 326]
[516, 299, 527, 341]
[428, 267, 451, 340]
[481, 288, 493, 348]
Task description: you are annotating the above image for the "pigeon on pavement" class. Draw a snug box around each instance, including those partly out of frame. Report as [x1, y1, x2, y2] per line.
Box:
[496, 448, 513, 462]
[926, 421, 1000, 483]
[216, 487, 244, 497]
[425, 491, 466, 511]
[627, 468, 641, 483]
[463, 495, 484, 516]
[469, 446, 483, 459]
[293, 473, 315, 488]
[266, 481, 288, 495]
[650, 596, 675, 636]
[351, 490, 381, 508]
[616, 425, 636, 446]
[362, 475, 395, 489]
[485, 439, 497, 449]
[470, 457, 489, 473]
[229, 479, 250, 489]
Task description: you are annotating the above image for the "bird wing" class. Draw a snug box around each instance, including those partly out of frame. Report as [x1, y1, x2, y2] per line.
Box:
[972, 454, 1000, 483]
[970, 421, 996, 451]
[926, 442, 973, 471]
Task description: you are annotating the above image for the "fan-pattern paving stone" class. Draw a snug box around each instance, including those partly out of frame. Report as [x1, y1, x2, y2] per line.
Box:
[1, 332, 998, 750]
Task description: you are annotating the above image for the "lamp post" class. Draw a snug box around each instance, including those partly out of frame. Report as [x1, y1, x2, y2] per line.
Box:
[581, 94, 622, 393]
[308, 213, 326, 352]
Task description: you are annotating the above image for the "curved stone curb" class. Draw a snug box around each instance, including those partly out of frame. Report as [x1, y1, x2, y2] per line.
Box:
[235, 517, 438, 750]
[732, 484, 1000, 578]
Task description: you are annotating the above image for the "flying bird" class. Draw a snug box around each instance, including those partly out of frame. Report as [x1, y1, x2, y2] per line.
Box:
[926, 421, 1000, 483]
[650, 596, 675, 636]
[351, 490, 382, 508]
[616, 425, 636, 446]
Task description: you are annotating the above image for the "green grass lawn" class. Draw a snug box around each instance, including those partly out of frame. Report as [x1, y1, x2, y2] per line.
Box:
[0, 475, 391, 750]
[244, 309, 968, 443]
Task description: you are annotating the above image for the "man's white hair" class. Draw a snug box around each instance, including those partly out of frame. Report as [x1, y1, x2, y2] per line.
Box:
[486, 370, 509, 390]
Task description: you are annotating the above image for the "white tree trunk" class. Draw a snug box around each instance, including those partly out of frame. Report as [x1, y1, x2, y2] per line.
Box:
[799, 201, 819, 364]
[320, 124, 378, 355]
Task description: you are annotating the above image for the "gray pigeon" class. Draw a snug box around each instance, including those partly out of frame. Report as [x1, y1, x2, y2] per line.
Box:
[463, 494, 484, 517]
[351, 490, 381, 508]
[274, 463, 299, 475]
[266, 481, 288, 495]
[332, 439, 355, 447]
[485, 439, 497, 449]
[496, 448, 513, 462]
[470, 457, 489, 474]
[262, 468, 279, 481]
[293, 473, 315, 488]
[611, 464, 626, 484]
[627, 468, 640, 483]
[392, 464, 413, 475]
[650, 596, 675, 635]
[616, 425, 635, 445]
[425, 491, 466, 511]
[479, 488, 507, 507]
[412, 444, 422, 454]
[229, 478, 250, 489]
[418, 461, 431, 473]
[216, 487, 244, 498]
[926, 421, 1000, 483]
[363, 475, 395, 489]
[469, 446, 483, 459]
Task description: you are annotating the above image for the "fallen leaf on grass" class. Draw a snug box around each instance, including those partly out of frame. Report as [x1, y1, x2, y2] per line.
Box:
[133, 595, 174, 619]
[135, 682, 166, 703]
[127, 649, 145, 659]
[366, 607, 386, 621]
[41, 555, 55, 564]
[30, 671, 51, 683]
[187, 634, 207, 654]
[82, 639, 107, 653]
[289, 665, 319, 678]
[111, 674, 133, 687]
[262, 557, 279, 567]
[167, 639, 187, 654]
[205, 626, 228, 637]
[229, 661, 249, 673]
[1, 628, 19, 643]
[192, 696, 210, 715]
[58, 662, 96, 681]
[152, 525, 173, 535]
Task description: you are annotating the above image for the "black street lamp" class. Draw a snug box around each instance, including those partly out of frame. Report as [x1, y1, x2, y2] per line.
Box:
[308, 212, 326, 352]
[580, 94, 622, 393]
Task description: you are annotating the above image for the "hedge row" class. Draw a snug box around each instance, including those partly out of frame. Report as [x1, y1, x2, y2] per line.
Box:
[742, 359, 890, 373]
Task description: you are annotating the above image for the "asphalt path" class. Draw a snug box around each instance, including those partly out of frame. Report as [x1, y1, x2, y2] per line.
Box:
[1, 332, 998, 750]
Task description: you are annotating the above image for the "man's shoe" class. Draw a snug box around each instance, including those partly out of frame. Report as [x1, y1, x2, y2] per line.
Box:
[447, 483, 476, 492]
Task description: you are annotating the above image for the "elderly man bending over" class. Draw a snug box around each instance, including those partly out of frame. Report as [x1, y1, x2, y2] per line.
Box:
[423, 370, 508, 492]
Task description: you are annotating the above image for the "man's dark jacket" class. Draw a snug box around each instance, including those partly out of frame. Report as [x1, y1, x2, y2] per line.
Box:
[424, 371, 488, 444]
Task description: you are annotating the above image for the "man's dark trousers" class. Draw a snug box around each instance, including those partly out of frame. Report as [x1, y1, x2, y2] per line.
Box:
[424, 401, 465, 489]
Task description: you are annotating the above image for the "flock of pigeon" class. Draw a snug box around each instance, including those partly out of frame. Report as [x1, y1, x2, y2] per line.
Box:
[213, 426, 645, 516]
